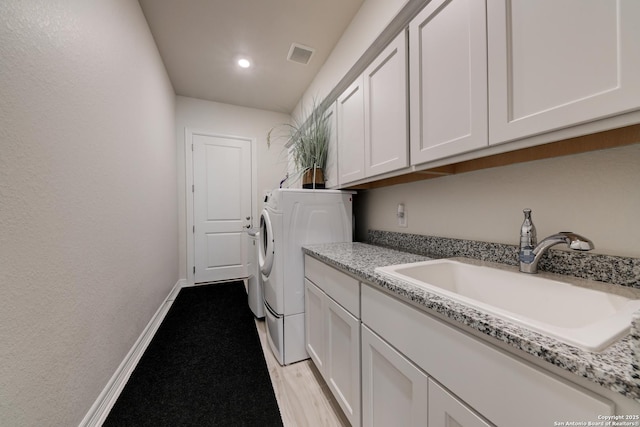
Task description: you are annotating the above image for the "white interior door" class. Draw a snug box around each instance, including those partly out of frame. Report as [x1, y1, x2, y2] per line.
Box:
[192, 133, 252, 283]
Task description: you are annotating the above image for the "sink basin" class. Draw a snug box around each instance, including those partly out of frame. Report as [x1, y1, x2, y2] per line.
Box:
[375, 259, 640, 351]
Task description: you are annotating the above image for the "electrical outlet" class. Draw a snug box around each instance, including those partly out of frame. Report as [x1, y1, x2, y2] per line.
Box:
[397, 203, 407, 228]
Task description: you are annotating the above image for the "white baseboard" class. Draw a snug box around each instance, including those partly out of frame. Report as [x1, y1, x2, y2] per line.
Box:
[79, 279, 186, 427]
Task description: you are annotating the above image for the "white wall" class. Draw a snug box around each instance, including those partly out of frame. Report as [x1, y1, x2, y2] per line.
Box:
[176, 96, 291, 279]
[357, 143, 640, 258]
[0, 1, 177, 426]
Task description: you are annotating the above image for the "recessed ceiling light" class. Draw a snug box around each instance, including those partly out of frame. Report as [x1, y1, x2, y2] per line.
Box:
[238, 58, 251, 68]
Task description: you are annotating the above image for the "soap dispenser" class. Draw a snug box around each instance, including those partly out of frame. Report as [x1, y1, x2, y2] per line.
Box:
[519, 208, 537, 263]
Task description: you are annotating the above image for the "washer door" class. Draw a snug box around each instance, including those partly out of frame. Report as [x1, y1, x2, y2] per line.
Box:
[259, 209, 274, 276]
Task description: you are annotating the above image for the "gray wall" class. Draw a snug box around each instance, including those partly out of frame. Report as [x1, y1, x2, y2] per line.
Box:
[0, 1, 178, 425]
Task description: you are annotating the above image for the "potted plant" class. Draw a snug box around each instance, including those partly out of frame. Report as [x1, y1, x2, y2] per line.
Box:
[268, 101, 330, 189]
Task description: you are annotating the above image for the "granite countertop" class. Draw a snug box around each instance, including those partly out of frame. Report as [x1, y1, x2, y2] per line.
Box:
[302, 241, 640, 403]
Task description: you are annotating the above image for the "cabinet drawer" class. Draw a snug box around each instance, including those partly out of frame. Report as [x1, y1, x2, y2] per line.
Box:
[305, 255, 359, 317]
[361, 284, 613, 427]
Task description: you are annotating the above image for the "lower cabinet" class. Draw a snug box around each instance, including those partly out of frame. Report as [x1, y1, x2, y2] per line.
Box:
[361, 283, 614, 427]
[306, 258, 622, 427]
[304, 267, 360, 426]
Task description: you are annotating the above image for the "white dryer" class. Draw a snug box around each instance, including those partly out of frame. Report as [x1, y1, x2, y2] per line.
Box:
[259, 189, 354, 365]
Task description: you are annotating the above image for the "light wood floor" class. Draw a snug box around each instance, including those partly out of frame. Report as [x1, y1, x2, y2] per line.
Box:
[254, 319, 350, 427]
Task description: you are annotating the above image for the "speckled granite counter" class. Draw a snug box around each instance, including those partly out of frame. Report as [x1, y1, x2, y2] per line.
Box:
[303, 242, 640, 404]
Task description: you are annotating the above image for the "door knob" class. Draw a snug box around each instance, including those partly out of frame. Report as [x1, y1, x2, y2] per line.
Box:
[246, 216, 251, 220]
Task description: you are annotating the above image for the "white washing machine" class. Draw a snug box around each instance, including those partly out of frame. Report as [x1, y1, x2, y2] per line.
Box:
[247, 228, 264, 318]
[259, 189, 354, 365]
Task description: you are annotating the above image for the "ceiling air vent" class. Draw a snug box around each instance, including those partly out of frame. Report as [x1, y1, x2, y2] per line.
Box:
[287, 43, 315, 65]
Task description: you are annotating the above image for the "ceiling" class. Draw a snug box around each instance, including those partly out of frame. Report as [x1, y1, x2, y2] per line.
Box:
[138, 0, 364, 114]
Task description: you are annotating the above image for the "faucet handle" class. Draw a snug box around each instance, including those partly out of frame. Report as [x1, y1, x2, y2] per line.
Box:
[519, 209, 537, 260]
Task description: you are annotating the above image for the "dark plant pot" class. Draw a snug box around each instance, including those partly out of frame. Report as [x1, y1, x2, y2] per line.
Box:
[302, 168, 326, 189]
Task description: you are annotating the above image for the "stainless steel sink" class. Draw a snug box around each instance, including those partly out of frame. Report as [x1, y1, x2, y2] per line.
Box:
[375, 259, 640, 351]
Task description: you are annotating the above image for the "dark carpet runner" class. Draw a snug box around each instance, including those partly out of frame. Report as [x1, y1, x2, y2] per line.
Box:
[104, 281, 283, 426]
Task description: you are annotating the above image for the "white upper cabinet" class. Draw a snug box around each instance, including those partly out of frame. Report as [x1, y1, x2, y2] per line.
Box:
[488, 0, 640, 145]
[409, 0, 488, 165]
[337, 76, 366, 184]
[329, 0, 640, 187]
[338, 31, 409, 186]
[325, 101, 339, 188]
[364, 31, 409, 177]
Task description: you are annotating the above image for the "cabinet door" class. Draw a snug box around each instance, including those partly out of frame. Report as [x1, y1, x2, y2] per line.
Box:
[488, 0, 640, 145]
[429, 380, 493, 427]
[304, 279, 326, 372]
[361, 325, 429, 427]
[337, 75, 366, 184]
[326, 296, 360, 426]
[409, 0, 488, 164]
[364, 30, 409, 177]
[325, 102, 339, 188]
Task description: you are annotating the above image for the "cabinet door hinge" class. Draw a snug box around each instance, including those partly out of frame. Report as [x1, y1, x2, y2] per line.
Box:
[193, 225, 195, 233]
[192, 184, 194, 193]
[193, 266, 195, 274]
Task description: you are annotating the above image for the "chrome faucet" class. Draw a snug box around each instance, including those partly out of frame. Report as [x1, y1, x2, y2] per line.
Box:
[520, 231, 595, 273]
[518, 209, 594, 274]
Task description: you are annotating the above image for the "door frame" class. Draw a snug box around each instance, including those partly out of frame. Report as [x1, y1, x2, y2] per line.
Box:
[185, 128, 257, 286]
